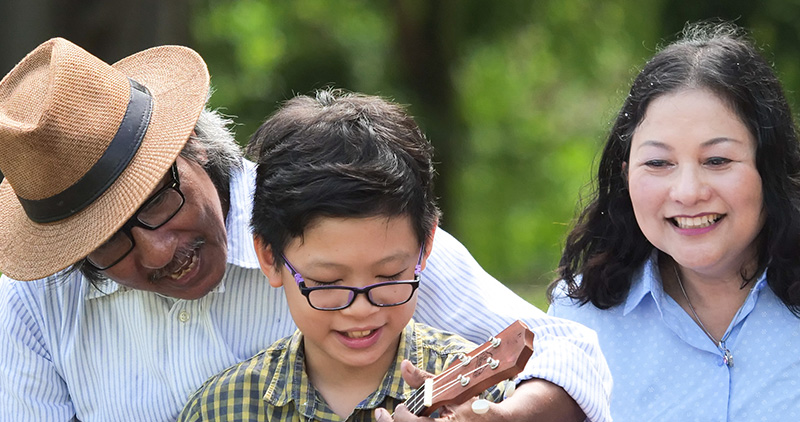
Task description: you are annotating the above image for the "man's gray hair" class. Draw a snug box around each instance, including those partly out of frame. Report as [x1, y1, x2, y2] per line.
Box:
[183, 107, 243, 178]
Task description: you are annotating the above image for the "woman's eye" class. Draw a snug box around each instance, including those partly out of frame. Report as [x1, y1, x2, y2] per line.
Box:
[644, 159, 670, 168]
[705, 157, 732, 166]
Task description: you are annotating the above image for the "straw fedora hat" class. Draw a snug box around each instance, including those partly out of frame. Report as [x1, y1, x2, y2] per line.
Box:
[0, 37, 209, 280]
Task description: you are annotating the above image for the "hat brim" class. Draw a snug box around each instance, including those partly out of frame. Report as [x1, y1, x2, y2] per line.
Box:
[0, 45, 209, 280]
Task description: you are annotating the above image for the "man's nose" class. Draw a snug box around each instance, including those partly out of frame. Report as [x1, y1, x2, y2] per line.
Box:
[129, 226, 178, 269]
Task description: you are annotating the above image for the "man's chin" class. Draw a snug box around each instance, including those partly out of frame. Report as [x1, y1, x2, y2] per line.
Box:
[170, 269, 225, 299]
[158, 264, 225, 300]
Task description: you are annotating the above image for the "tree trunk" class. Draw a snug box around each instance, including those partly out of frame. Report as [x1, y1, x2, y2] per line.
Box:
[1, 0, 191, 74]
[391, 0, 464, 231]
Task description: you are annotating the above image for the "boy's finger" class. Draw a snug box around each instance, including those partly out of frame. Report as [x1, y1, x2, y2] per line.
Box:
[374, 408, 392, 421]
[401, 359, 434, 389]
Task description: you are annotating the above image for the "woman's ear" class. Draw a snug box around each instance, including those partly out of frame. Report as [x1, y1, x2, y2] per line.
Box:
[253, 235, 284, 287]
[622, 161, 629, 186]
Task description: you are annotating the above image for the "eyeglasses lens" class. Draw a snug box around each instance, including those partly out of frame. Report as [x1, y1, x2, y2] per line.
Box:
[86, 166, 184, 269]
[137, 188, 184, 227]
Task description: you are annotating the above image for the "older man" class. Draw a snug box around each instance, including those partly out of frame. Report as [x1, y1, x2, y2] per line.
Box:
[0, 38, 611, 422]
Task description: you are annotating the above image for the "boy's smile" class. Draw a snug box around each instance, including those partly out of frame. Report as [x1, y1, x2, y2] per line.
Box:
[337, 326, 383, 348]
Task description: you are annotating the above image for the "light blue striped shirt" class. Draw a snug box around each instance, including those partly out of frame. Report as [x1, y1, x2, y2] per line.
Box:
[0, 159, 611, 422]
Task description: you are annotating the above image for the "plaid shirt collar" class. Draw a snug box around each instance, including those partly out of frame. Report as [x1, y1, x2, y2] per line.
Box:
[263, 321, 418, 420]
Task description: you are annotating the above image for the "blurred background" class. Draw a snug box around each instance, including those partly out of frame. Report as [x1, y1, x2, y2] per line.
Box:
[3, 0, 800, 308]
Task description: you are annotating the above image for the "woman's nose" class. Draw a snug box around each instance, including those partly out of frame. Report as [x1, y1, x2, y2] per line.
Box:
[669, 165, 711, 205]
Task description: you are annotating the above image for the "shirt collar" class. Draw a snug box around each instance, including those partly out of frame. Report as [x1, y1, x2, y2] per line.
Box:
[224, 158, 260, 269]
[263, 321, 417, 418]
[85, 272, 228, 301]
[622, 251, 770, 316]
[86, 159, 259, 301]
[623, 251, 665, 316]
[261, 330, 316, 414]
[369, 321, 416, 405]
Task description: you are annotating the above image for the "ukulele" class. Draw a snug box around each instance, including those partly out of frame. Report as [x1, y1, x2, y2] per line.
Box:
[400, 320, 534, 416]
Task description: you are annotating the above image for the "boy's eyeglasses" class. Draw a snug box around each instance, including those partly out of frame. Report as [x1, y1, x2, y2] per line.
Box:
[86, 163, 185, 270]
[281, 248, 423, 311]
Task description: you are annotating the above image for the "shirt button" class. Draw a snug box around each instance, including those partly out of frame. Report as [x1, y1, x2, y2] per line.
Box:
[178, 310, 190, 323]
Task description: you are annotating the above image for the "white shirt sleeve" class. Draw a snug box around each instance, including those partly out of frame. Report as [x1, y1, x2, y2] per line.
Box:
[414, 229, 612, 422]
[0, 275, 76, 422]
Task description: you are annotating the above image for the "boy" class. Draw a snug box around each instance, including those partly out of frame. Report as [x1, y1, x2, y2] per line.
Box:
[177, 89, 507, 421]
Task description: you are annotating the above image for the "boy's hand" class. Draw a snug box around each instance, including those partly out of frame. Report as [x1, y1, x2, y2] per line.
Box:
[374, 360, 586, 422]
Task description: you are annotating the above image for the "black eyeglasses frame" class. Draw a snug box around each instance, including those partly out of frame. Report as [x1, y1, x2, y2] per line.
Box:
[86, 163, 185, 270]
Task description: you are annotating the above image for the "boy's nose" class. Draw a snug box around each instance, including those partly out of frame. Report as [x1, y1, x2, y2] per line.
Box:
[341, 291, 380, 316]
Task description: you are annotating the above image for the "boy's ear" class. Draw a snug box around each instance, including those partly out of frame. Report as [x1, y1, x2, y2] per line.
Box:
[420, 222, 438, 272]
[253, 235, 284, 288]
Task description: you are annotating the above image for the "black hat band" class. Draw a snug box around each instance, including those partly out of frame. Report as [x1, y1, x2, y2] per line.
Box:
[17, 78, 152, 223]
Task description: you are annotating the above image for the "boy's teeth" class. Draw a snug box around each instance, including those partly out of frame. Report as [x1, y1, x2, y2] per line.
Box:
[674, 214, 721, 229]
[346, 330, 372, 339]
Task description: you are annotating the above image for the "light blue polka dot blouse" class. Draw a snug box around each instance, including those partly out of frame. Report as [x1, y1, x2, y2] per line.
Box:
[549, 252, 800, 422]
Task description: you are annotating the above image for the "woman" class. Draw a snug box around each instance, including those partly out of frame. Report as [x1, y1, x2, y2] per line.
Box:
[548, 22, 800, 421]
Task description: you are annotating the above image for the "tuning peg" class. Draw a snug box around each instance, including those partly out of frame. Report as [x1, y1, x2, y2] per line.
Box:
[471, 399, 490, 414]
[506, 381, 516, 397]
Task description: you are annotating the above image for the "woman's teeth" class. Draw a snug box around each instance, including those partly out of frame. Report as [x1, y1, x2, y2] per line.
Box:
[673, 214, 722, 229]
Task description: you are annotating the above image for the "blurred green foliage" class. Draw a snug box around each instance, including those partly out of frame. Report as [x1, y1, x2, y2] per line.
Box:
[188, 0, 800, 305]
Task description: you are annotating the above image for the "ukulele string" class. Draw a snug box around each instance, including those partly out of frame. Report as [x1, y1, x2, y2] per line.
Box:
[403, 362, 493, 414]
[402, 354, 498, 414]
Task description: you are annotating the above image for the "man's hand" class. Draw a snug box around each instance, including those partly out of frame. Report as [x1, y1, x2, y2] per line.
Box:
[374, 360, 586, 422]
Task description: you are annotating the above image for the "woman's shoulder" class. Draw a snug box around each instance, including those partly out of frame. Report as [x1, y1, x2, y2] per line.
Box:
[549, 252, 659, 312]
[547, 277, 587, 312]
[547, 277, 633, 322]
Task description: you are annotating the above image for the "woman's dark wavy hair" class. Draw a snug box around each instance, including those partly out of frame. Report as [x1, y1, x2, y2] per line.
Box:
[247, 88, 440, 266]
[549, 21, 800, 316]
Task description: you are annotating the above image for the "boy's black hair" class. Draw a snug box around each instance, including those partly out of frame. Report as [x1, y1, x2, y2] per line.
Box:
[248, 89, 440, 266]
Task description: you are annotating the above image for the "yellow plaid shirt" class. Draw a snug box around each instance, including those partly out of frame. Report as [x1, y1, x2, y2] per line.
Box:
[178, 320, 506, 421]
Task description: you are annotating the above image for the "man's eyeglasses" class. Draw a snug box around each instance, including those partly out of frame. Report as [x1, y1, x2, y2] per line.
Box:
[281, 249, 423, 311]
[86, 163, 185, 270]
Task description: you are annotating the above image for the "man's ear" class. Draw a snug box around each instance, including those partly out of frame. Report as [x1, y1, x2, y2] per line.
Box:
[189, 130, 210, 164]
[253, 235, 284, 287]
